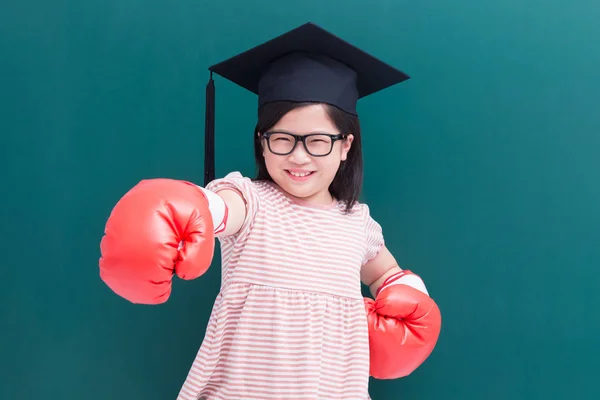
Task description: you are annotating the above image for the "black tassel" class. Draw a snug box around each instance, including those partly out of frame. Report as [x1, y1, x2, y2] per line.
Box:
[204, 71, 215, 187]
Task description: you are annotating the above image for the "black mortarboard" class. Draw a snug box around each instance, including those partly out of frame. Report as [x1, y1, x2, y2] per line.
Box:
[203, 22, 410, 185]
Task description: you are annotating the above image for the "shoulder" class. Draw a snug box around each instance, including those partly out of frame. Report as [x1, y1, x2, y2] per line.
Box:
[348, 201, 385, 265]
[345, 200, 377, 223]
[356, 202, 383, 235]
[206, 171, 258, 191]
[206, 171, 272, 201]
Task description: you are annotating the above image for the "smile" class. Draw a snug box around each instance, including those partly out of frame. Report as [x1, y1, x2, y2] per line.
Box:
[285, 170, 315, 180]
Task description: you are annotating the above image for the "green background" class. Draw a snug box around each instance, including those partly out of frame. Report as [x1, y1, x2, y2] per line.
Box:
[2, 0, 599, 399]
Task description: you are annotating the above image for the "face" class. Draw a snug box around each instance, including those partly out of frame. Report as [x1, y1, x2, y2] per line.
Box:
[259, 104, 354, 205]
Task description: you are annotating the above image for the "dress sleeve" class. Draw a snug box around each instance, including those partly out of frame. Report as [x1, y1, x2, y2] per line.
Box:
[362, 204, 385, 266]
[205, 171, 260, 241]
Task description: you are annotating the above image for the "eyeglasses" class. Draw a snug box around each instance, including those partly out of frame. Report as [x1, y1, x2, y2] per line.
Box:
[260, 131, 347, 157]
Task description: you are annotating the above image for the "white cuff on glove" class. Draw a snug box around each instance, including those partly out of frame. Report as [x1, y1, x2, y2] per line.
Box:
[198, 187, 228, 234]
[380, 270, 429, 296]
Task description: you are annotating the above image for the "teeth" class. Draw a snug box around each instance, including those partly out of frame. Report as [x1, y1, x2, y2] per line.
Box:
[289, 171, 311, 177]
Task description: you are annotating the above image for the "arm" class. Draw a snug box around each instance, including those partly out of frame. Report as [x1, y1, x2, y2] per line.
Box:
[360, 245, 402, 296]
[213, 188, 248, 238]
[192, 183, 248, 238]
[361, 246, 430, 297]
[361, 245, 441, 380]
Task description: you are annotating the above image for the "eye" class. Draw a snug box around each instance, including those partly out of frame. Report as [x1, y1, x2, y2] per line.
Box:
[270, 133, 292, 142]
[307, 135, 331, 144]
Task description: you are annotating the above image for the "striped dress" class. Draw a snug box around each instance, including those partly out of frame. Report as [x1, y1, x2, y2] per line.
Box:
[176, 172, 384, 400]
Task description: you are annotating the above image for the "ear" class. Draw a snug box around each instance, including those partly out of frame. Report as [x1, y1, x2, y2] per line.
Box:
[340, 134, 354, 161]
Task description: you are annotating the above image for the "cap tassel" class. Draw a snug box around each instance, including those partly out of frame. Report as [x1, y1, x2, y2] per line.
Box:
[204, 71, 215, 186]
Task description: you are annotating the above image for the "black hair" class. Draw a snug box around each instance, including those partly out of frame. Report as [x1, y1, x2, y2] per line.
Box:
[253, 101, 363, 213]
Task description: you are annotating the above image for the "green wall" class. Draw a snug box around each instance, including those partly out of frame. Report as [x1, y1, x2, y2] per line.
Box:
[2, 1, 599, 399]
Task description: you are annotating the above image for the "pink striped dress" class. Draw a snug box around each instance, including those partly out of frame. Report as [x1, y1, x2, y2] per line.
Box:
[177, 172, 384, 400]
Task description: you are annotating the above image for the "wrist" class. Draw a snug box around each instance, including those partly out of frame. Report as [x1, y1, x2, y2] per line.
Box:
[376, 270, 429, 297]
[197, 186, 228, 234]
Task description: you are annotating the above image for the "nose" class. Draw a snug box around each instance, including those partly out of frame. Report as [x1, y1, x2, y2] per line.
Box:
[288, 140, 311, 164]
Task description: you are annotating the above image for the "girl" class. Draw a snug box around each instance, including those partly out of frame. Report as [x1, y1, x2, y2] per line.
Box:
[99, 23, 441, 400]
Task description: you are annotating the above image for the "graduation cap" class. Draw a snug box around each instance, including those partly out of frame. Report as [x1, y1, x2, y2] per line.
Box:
[203, 22, 410, 186]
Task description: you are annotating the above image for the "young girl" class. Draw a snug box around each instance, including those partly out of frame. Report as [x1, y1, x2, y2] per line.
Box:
[99, 23, 442, 400]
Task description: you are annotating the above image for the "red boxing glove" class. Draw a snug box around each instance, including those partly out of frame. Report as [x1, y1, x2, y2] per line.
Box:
[99, 179, 216, 305]
[364, 270, 442, 379]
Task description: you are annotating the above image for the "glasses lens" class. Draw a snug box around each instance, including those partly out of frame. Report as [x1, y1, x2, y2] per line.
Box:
[268, 133, 296, 154]
[305, 134, 333, 156]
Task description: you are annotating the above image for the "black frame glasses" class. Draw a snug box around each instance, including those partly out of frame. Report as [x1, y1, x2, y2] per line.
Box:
[260, 131, 348, 157]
